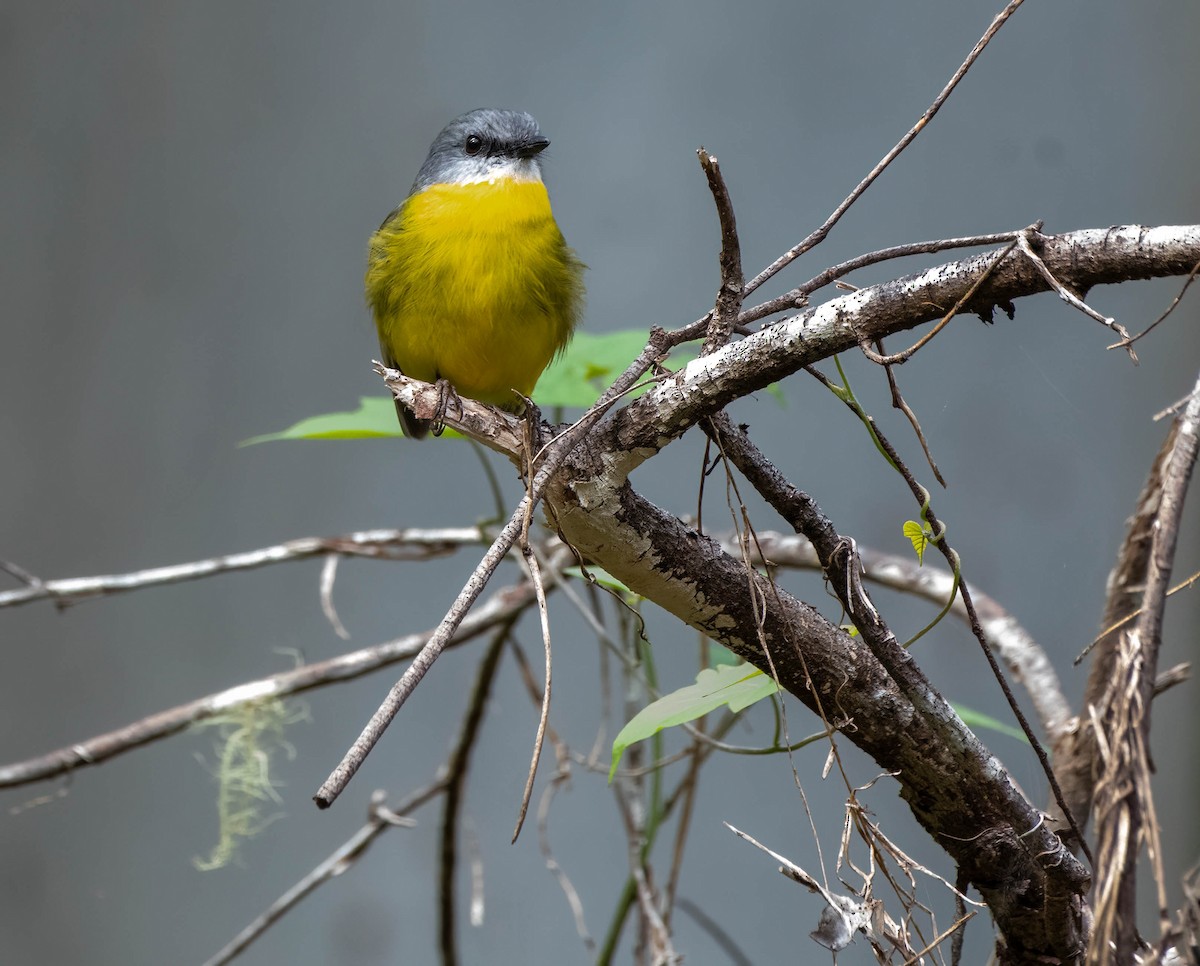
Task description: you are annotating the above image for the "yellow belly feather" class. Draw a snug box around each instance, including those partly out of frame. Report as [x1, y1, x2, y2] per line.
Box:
[367, 179, 583, 409]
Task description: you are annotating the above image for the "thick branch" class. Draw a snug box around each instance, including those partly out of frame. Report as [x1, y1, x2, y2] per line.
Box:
[610, 225, 1200, 469]
[545, 468, 1088, 963]
[727, 530, 1071, 741]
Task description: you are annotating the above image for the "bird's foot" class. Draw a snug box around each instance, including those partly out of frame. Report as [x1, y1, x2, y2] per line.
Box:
[430, 378, 463, 437]
[515, 394, 546, 479]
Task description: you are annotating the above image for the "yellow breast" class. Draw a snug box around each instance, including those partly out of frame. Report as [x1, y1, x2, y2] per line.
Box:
[367, 178, 584, 410]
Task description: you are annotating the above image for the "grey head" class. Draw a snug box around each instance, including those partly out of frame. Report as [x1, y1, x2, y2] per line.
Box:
[410, 108, 550, 194]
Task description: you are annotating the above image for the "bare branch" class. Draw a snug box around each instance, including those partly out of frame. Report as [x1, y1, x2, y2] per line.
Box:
[510, 544, 553, 843]
[610, 226, 1200, 474]
[1111, 255, 1200, 350]
[439, 623, 512, 964]
[1016, 230, 1137, 361]
[1091, 370, 1200, 962]
[718, 530, 1071, 742]
[741, 226, 1039, 325]
[203, 786, 433, 966]
[315, 325, 697, 808]
[744, 0, 1029, 296]
[0, 575, 539, 790]
[697, 147, 745, 355]
[859, 232, 1023, 366]
[0, 528, 485, 610]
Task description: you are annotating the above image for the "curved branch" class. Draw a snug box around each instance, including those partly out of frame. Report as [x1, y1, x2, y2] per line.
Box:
[0, 528, 486, 609]
[610, 225, 1200, 469]
[716, 528, 1071, 743]
[545, 472, 1088, 961]
[0, 575, 540, 789]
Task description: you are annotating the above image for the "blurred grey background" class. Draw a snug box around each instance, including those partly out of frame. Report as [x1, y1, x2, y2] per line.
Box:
[2, 2, 1198, 964]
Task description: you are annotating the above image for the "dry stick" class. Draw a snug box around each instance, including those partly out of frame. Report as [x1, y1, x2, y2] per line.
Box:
[314, 322, 704, 809]
[674, 899, 755, 966]
[742, 0, 1028, 298]
[809, 370, 1095, 866]
[697, 147, 745, 353]
[906, 913, 977, 966]
[318, 554, 350, 639]
[202, 786, 436, 966]
[1061, 421, 1184, 842]
[439, 623, 513, 966]
[722, 529, 1072, 742]
[857, 232, 1029, 490]
[595, 713, 746, 964]
[1016, 230, 1138, 362]
[712, 404, 1094, 869]
[313, 508, 527, 809]
[536, 739, 596, 952]
[0, 527, 482, 609]
[1111, 255, 1200, 350]
[510, 544, 553, 843]
[741, 228, 1036, 325]
[510, 415, 563, 844]
[0, 576, 539, 790]
[859, 233, 1024, 366]
[877, 350, 946, 487]
[1104, 372, 1200, 961]
[1080, 568, 1200, 663]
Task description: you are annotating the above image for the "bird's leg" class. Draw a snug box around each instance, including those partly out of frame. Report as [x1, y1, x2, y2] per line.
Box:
[515, 393, 546, 481]
[430, 378, 463, 437]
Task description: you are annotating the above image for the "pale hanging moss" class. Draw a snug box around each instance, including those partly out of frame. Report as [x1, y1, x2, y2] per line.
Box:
[192, 697, 307, 871]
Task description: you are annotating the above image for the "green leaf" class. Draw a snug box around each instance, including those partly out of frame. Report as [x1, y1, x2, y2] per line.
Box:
[563, 566, 635, 597]
[953, 704, 1030, 743]
[246, 328, 699, 445]
[764, 382, 787, 405]
[707, 642, 742, 667]
[241, 398, 402, 445]
[903, 520, 929, 565]
[538, 330, 699, 409]
[609, 664, 779, 780]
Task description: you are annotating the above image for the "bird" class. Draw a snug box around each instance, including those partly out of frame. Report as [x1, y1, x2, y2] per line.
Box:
[366, 108, 585, 438]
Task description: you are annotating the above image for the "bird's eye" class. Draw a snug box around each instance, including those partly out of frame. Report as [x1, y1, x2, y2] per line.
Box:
[464, 134, 484, 156]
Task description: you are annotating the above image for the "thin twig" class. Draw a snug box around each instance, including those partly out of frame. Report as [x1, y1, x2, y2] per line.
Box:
[877, 346, 947, 486]
[1016, 229, 1138, 361]
[1097, 371, 1200, 960]
[0, 528, 485, 610]
[1079, 567, 1200, 663]
[511, 544, 553, 843]
[316, 320, 712, 809]
[0, 573, 540, 790]
[859, 233, 1023, 365]
[318, 554, 350, 639]
[697, 147, 745, 354]
[202, 786, 434, 966]
[439, 622, 513, 965]
[714, 528, 1071, 741]
[536, 736, 595, 952]
[742, 0, 1028, 297]
[1110, 255, 1200, 350]
[740, 228, 1036, 325]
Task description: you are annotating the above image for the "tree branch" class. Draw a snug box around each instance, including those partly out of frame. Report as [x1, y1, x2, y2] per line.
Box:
[610, 226, 1200, 470]
[0, 573, 540, 789]
[0, 528, 485, 609]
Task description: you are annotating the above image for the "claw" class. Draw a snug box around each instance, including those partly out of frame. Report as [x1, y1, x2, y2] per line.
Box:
[430, 378, 463, 437]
